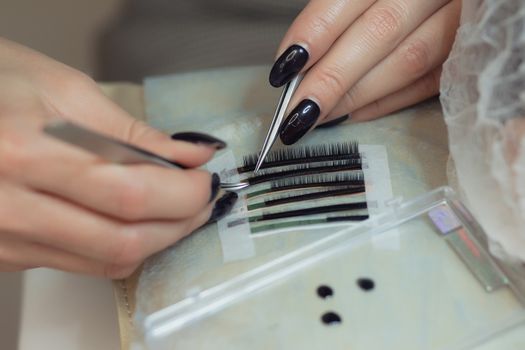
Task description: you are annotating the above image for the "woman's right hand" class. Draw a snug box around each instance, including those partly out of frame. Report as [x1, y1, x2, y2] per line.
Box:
[0, 38, 234, 278]
[271, 0, 460, 144]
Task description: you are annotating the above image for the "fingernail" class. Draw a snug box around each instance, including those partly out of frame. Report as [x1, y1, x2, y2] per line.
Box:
[209, 173, 221, 203]
[269, 45, 309, 87]
[171, 132, 226, 150]
[209, 192, 238, 223]
[316, 115, 350, 129]
[279, 99, 320, 145]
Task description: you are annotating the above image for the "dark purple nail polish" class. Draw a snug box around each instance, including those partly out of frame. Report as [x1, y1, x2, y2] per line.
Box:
[208, 192, 238, 223]
[316, 115, 350, 129]
[209, 173, 220, 203]
[171, 132, 226, 150]
[269, 45, 309, 87]
[279, 99, 320, 145]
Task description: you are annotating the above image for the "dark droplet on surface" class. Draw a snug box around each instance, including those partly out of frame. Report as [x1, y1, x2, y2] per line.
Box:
[321, 311, 342, 325]
[269, 45, 309, 87]
[357, 278, 375, 291]
[317, 285, 334, 299]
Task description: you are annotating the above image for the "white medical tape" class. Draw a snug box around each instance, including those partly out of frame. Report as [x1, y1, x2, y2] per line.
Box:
[360, 145, 398, 250]
[207, 151, 255, 262]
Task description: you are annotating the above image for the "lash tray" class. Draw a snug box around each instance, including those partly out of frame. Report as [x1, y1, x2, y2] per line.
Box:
[140, 187, 525, 350]
[129, 66, 525, 350]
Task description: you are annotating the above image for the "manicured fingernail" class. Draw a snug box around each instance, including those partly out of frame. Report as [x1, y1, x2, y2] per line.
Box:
[279, 99, 320, 145]
[316, 115, 350, 129]
[171, 132, 226, 150]
[269, 45, 309, 87]
[209, 192, 238, 223]
[209, 173, 221, 203]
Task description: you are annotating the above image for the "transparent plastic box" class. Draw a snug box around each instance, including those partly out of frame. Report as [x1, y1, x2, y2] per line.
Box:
[141, 187, 525, 350]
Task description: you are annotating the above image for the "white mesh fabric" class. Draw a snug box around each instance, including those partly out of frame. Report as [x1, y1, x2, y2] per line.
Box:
[440, 0, 525, 261]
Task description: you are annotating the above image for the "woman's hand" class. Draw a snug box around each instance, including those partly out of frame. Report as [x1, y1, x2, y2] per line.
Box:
[0, 38, 232, 278]
[270, 0, 461, 144]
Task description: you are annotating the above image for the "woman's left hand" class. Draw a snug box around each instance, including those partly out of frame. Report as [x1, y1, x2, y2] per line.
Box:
[271, 0, 461, 145]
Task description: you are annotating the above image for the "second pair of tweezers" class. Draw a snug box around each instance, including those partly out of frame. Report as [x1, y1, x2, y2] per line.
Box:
[44, 121, 249, 191]
[44, 74, 304, 190]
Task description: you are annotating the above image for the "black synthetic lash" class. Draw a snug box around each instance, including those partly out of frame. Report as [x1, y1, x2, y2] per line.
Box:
[246, 172, 365, 199]
[230, 141, 371, 233]
[248, 186, 366, 210]
[244, 159, 362, 186]
[324, 215, 370, 222]
[271, 172, 364, 190]
[249, 201, 368, 222]
[238, 142, 360, 173]
[249, 214, 370, 234]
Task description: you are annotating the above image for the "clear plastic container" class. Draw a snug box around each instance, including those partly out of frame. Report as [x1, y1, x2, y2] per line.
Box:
[141, 187, 525, 350]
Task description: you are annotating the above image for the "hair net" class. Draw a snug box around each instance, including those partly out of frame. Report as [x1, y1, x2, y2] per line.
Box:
[440, 0, 525, 261]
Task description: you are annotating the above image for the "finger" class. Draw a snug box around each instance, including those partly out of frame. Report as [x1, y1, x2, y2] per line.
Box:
[2, 37, 220, 167]
[270, 0, 375, 87]
[0, 264, 27, 272]
[279, 0, 450, 144]
[48, 78, 221, 168]
[0, 234, 136, 278]
[350, 67, 441, 122]
[0, 181, 215, 266]
[0, 257, 28, 272]
[326, 0, 459, 120]
[1, 127, 218, 220]
[0, 181, 122, 261]
[42, 163, 215, 221]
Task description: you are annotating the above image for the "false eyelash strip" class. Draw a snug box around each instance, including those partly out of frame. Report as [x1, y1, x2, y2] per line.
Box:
[243, 160, 362, 186]
[271, 172, 365, 189]
[250, 215, 370, 234]
[250, 195, 368, 218]
[249, 202, 368, 222]
[238, 142, 360, 173]
[246, 172, 365, 199]
[247, 186, 366, 210]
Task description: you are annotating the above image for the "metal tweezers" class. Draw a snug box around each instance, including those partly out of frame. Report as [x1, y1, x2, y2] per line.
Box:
[43, 120, 249, 191]
[44, 74, 302, 189]
[254, 74, 303, 173]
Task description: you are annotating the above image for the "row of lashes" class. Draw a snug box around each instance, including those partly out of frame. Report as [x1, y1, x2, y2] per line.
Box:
[241, 160, 363, 186]
[237, 142, 361, 173]
[231, 142, 370, 231]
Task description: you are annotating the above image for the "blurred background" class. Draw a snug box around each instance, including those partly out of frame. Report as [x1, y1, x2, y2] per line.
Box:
[0, 0, 306, 348]
[0, 0, 306, 81]
[0, 0, 123, 78]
